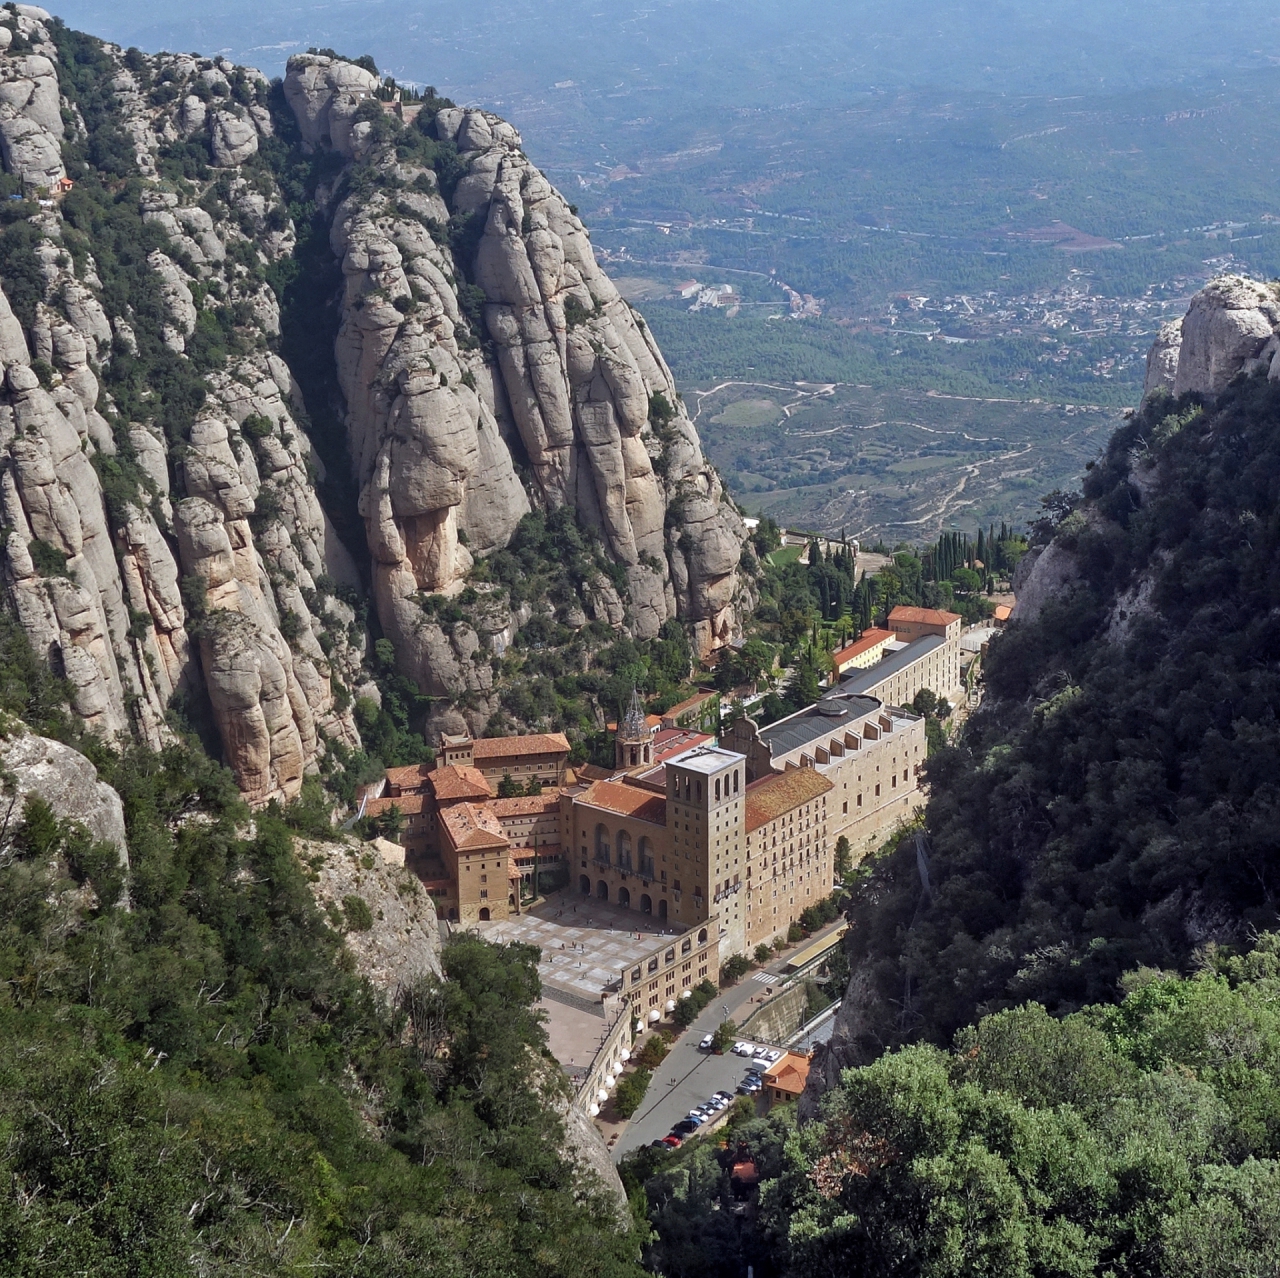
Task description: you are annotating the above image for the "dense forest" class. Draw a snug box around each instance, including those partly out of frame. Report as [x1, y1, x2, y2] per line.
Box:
[0, 620, 640, 1276]
[840, 374, 1280, 1052]
[625, 932, 1280, 1278]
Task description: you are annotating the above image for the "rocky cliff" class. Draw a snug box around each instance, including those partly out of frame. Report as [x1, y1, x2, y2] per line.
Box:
[0, 13, 747, 803]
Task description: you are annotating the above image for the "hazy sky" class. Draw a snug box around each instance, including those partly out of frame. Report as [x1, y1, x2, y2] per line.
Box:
[49, 0, 1280, 101]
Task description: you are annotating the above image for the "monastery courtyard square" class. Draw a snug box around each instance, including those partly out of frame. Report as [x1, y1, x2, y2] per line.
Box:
[482, 894, 683, 1007]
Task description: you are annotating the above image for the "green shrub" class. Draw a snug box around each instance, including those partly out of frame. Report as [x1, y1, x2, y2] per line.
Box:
[635, 1036, 669, 1069]
[613, 1067, 651, 1120]
[28, 538, 70, 578]
[341, 893, 373, 931]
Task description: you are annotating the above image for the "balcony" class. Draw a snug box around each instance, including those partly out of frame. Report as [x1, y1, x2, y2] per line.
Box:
[593, 850, 611, 869]
[639, 858, 655, 880]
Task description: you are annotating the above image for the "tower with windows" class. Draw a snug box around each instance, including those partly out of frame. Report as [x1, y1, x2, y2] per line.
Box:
[615, 688, 656, 771]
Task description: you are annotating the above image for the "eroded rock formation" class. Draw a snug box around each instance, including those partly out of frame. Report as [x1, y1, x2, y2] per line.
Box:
[1145, 275, 1280, 401]
[284, 54, 748, 696]
[0, 25, 748, 803]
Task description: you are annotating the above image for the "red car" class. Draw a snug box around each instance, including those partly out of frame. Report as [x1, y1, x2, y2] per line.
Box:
[661, 1134, 683, 1148]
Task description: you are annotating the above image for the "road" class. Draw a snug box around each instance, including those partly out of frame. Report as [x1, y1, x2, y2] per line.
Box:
[612, 917, 848, 1159]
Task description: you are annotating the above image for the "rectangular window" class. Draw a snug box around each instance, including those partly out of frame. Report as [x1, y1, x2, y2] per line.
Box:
[479, 890, 489, 899]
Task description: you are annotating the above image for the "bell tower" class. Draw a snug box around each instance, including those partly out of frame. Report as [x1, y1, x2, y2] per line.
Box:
[615, 689, 656, 771]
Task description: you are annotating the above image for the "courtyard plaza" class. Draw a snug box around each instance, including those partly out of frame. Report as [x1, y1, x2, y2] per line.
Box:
[482, 893, 682, 1006]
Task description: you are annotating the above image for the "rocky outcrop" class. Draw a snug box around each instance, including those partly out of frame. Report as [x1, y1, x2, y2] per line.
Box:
[0, 725, 127, 859]
[290, 58, 750, 671]
[0, 37, 360, 801]
[0, 26, 750, 802]
[1142, 319, 1181, 400]
[303, 834, 442, 994]
[0, 9, 64, 188]
[1146, 275, 1280, 401]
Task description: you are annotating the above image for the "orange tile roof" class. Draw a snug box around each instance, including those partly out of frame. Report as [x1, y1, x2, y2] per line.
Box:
[573, 763, 616, 783]
[763, 1052, 811, 1094]
[427, 765, 493, 802]
[364, 794, 426, 818]
[577, 779, 667, 825]
[471, 732, 570, 760]
[833, 628, 893, 664]
[664, 691, 717, 718]
[993, 604, 1012, 622]
[653, 727, 713, 763]
[888, 605, 961, 627]
[745, 768, 833, 832]
[489, 793, 562, 817]
[385, 762, 434, 791]
[439, 802, 509, 851]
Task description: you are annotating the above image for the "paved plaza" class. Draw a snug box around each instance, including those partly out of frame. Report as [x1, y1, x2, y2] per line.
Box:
[484, 895, 685, 1004]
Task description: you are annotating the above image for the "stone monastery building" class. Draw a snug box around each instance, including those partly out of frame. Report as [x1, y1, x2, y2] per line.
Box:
[363, 677, 926, 959]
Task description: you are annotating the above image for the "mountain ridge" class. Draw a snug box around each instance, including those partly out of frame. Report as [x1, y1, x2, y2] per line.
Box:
[0, 8, 749, 802]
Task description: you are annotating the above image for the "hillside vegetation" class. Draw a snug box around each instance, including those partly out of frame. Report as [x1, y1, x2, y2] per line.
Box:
[628, 933, 1280, 1278]
[841, 373, 1280, 1052]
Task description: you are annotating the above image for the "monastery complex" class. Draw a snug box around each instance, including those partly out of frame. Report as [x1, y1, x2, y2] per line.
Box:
[359, 605, 955, 981]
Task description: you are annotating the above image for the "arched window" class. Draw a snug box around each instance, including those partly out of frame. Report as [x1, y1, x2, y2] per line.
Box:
[595, 823, 610, 864]
[697, 928, 708, 944]
[638, 836, 654, 877]
[715, 778, 721, 801]
[733, 770, 739, 793]
[617, 828, 632, 870]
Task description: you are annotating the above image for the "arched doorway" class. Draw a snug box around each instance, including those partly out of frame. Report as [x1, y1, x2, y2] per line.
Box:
[658, 899, 668, 921]
[618, 886, 631, 909]
[579, 874, 591, 894]
[448, 907, 457, 921]
[597, 880, 609, 901]
[479, 907, 491, 921]
[640, 894, 652, 914]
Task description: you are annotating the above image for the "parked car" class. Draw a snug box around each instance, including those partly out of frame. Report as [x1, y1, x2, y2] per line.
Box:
[744, 1068, 763, 1080]
[699, 1033, 715, 1051]
[661, 1133, 684, 1147]
[706, 1096, 729, 1112]
[740, 1075, 763, 1092]
[765, 1048, 782, 1062]
[673, 1119, 698, 1135]
[752, 1046, 770, 1061]
[732, 1042, 753, 1056]
[686, 1111, 707, 1125]
[713, 1090, 735, 1104]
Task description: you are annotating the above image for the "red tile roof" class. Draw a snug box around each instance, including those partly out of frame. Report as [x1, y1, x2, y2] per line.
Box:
[439, 802, 509, 851]
[577, 779, 667, 825]
[488, 793, 562, 817]
[664, 691, 717, 718]
[363, 794, 426, 818]
[833, 628, 893, 664]
[745, 768, 833, 832]
[385, 762, 434, 791]
[427, 765, 493, 802]
[888, 605, 961, 627]
[471, 732, 570, 759]
[653, 727, 713, 763]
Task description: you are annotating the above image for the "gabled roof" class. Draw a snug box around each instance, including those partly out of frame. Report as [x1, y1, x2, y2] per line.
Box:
[488, 793, 562, 817]
[385, 762, 433, 791]
[745, 768, 833, 832]
[577, 780, 667, 825]
[439, 802, 509, 852]
[426, 764, 493, 802]
[763, 1052, 811, 1094]
[471, 732, 571, 760]
[888, 605, 961, 627]
[364, 794, 426, 818]
[833, 628, 893, 664]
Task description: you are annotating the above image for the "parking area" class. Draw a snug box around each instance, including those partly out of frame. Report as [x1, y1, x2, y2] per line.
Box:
[615, 1031, 782, 1156]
